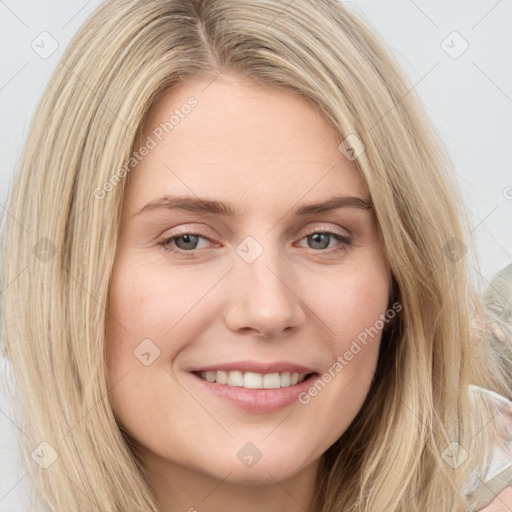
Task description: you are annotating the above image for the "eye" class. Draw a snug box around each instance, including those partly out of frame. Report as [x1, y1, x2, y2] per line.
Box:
[158, 233, 212, 255]
[297, 228, 352, 255]
[157, 226, 352, 258]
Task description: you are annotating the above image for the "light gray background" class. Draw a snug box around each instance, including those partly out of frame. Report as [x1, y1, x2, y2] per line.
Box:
[1, 1, 511, 509]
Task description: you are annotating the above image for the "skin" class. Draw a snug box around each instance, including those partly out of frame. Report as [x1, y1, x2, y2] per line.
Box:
[105, 74, 392, 512]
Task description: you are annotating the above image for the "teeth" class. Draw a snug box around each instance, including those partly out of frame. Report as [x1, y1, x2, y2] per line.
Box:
[216, 371, 228, 384]
[263, 373, 280, 389]
[227, 370, 244, 387]
[244, 371, 263, 389]
[198, 370, 310, 389]
[205, 371, 217, 383]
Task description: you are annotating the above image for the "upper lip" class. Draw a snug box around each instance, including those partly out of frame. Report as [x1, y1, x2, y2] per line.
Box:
[191, 360, 317, 375]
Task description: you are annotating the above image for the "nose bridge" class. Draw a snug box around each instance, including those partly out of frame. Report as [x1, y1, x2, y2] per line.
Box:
[224, 232, 304, 336]
[237, 233, 292, 303]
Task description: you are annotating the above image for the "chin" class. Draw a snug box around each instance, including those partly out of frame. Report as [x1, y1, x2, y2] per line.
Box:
[194, 448, 317, 485]
[211, 461, 302, 485]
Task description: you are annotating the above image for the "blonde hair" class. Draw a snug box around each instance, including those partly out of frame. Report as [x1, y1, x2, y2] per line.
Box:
[1, 0, 510, 510]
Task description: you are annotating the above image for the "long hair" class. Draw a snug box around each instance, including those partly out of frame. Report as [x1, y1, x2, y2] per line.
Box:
[1, 1, 510, 510]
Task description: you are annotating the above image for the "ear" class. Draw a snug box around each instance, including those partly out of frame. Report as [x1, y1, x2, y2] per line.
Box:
[480, 487, 512, 511]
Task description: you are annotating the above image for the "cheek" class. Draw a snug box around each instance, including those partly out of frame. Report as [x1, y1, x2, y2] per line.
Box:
[335, 273, 389, 378]
[105, 261, 166, 388]
[104, 257, 219, 421]
[296, 263, 390, 438]
[105, 259, 199, 360]
[316, 262, 390, 349]
[104, 263, 177, 438]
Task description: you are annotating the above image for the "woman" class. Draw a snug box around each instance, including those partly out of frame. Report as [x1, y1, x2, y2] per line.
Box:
[1, 0, 511, 510]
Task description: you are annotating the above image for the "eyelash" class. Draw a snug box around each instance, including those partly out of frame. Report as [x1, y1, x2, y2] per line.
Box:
[157, 227, 352, 258]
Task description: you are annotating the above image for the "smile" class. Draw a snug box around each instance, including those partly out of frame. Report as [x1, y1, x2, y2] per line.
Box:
[191, 370, 320, 413]
[195, 370, 312, 389]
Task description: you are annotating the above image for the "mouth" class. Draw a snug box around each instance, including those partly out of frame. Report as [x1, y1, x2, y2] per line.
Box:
[190, 370, 320, 413]
[192, 370, 318, 389]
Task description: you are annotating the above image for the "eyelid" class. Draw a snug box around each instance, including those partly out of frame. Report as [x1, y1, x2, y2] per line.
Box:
[300, 222, 351, 238]
[158, 224, 216, 241]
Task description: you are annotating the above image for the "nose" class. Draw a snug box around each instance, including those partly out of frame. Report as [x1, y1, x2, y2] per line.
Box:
[223, 242, 306, 339]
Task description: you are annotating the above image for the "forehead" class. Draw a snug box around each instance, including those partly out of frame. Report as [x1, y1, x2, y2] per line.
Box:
[124, 75, 368, 215]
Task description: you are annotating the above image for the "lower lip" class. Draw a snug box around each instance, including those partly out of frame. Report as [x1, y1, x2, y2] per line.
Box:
[191, 372, 319, 413]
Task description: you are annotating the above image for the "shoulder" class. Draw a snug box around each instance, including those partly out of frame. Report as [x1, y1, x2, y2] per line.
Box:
[479, 486, 512, 511]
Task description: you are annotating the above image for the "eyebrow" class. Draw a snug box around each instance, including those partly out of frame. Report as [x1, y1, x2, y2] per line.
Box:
[134, 194, 373, 217]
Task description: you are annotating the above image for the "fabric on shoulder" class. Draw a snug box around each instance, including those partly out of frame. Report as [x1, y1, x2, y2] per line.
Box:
[463, 386, 512, 509]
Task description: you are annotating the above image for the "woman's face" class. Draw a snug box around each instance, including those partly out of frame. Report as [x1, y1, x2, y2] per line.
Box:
[106, 74, 391, 486]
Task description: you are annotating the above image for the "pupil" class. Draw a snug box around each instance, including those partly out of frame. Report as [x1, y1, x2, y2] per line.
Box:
[310, 233, 329, 249]
[177, 234, 198, 250]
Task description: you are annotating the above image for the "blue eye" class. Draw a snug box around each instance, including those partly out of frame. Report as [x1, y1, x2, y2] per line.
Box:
[161, 233, 205, 251]
[158, 229, 352, 258]
[300, 230, 351, 253]
[158, 233, 212, 257]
